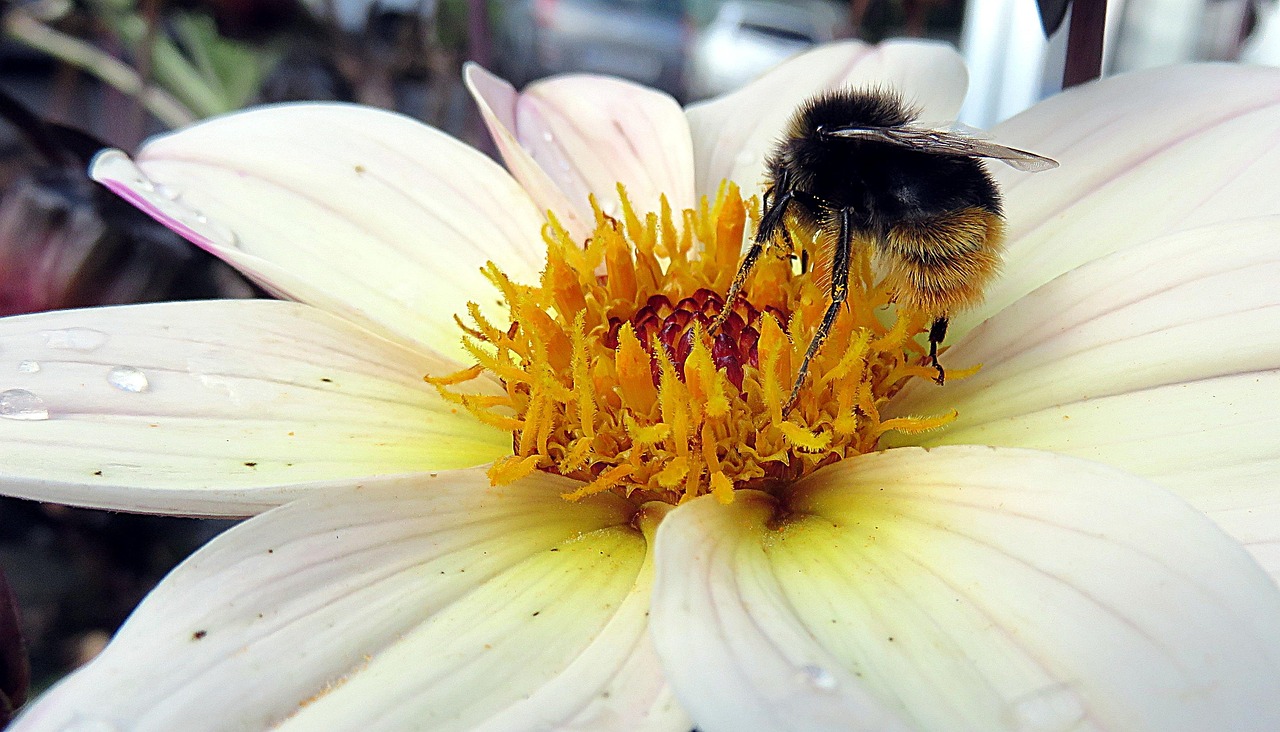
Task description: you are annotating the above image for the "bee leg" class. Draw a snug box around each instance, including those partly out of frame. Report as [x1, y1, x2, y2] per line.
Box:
[786, 207, 853, 412]
[928, 316, 949, 385]
[777, 216, 797, 259]
[713, 177, 796, 332]
[712, 237, 765, 333]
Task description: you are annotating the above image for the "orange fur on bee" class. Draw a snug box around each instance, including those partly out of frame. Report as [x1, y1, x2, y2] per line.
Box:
[878, 207, 1005, 316]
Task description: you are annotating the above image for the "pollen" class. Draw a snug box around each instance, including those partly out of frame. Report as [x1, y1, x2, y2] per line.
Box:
[427, 183, 959, 505]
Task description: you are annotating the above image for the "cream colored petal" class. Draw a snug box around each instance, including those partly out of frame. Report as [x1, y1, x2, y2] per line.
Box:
[465, 64, 695, 239]
[963, 64, 1280, 334]
[650, 447, 1280, 732]
[0, 300, 508, 516]
[887, 218, 1280, 575]
[13, 471, 689, 731]
[90, 103, 547, 363]
[685, 40, 968, 199]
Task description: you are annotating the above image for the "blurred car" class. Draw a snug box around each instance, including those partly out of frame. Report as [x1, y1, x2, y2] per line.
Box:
[685, 0, 844, 100]
[493, 0, 693, 98]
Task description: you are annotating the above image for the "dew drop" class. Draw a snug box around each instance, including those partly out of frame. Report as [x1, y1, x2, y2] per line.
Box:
[798, 664, 837, 691]
[1003, 683, 1086, 732]
[182, 212, 239, 249]
[541, 131, 554, 143]
[41, 328, 108, 352]
[0, 389, 49, 421]
[154, 183, 180, 200]
[191, 369, 242, 404]
[17, 360, 41, 373]
[107, 365, 150, 393]
[135, 177, 156, 193]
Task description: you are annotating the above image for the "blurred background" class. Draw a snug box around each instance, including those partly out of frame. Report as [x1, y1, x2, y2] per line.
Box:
[0, 0, 1277, 719]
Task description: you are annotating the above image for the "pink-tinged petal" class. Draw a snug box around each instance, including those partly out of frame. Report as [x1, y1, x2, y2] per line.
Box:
[964, 64, 1280, 333]
[13, 471, 689, 731]
[686, 40, 968, 199]
[90, 103, 548, 363]
[0, 300, 508, 516]
[651, 447, 1280, 732]
[464, 65, 588, 238]
[887, 218, 1280, 577]
[465, 64, 695, 240]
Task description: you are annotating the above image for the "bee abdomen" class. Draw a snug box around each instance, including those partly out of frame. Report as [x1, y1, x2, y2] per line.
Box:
[880, 207, 1005, 315]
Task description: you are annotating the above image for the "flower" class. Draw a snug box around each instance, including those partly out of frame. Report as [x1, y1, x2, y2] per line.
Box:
[5, 40, 1280, 731]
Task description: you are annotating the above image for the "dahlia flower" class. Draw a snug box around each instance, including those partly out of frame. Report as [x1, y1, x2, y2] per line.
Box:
[4, 41, 1280, 731]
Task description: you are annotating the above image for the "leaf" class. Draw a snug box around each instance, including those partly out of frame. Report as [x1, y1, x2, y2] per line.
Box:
[170, 12, 281, 109]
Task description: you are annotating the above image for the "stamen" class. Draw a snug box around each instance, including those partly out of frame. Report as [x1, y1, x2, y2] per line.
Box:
[428, 183, 968, 505]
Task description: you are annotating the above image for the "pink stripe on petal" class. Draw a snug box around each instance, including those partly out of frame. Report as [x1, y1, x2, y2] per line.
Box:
[93, 151, 237, 255]
[93, 104, 548, 363]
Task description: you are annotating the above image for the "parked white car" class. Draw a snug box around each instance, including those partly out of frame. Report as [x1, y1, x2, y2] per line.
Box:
[686, 0, 845, 100]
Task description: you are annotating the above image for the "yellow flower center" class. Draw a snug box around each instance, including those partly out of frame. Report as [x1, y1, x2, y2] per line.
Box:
[428, 183, 965, 506]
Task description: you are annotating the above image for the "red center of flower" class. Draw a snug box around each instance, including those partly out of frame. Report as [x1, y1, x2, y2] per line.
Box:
[603, 289, 781, 391]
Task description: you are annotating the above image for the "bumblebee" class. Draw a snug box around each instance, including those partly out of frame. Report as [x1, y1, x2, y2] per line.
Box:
[715, 88, 1057, 405]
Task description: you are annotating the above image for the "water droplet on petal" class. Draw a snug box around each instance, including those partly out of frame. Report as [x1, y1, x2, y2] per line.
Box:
[798, 664, 837, 691]
[107, 366, 150, 393]
[180, 211, 239, 249]
[542, 131, 554, 143]
[135, 177, 156, 193]
[0, 389, 49, 421]
[17, 360, 41, 373]
[41, 328, 108, 352]
[155, 183, 180, 200]
[1003, 683, 1086, 732]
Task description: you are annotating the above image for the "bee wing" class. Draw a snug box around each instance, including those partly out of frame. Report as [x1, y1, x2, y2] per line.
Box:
[947, 136, 1060, 172]
[826, 126, 1059, 172]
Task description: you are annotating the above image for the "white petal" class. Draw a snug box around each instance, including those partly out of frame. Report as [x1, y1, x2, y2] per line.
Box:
[965, 64, 1280, 333]
[0, 300, 508, 516]
[888, 218, 1280, 575]
[651, 491, 913, 732]
[13, 471, 689, 732]
[91, 103, 548, 363]
[650, 447, 1280, 732]
[686, 39, 968, 199]
[465, 64, 696, 239]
